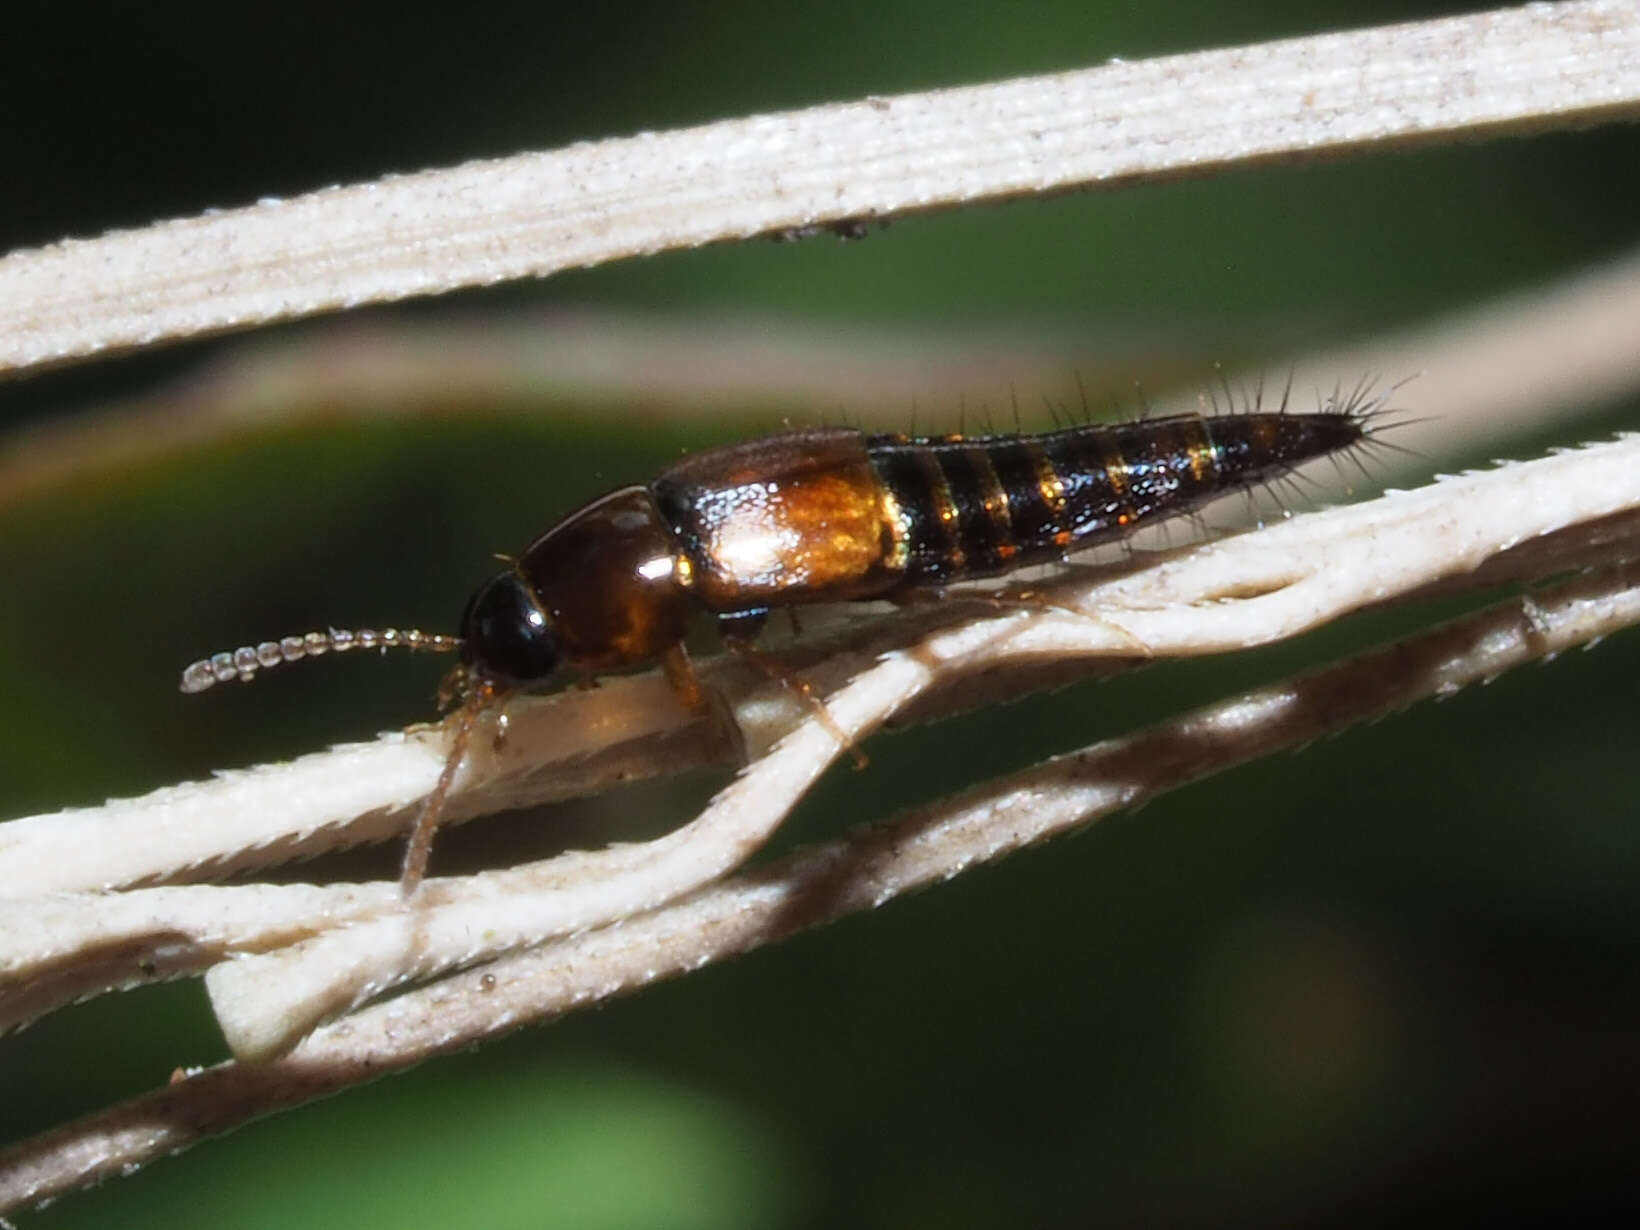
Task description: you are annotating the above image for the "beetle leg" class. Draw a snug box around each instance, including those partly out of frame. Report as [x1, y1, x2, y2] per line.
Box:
[721, 636, 868, 770]
[661, 643, 747, 766]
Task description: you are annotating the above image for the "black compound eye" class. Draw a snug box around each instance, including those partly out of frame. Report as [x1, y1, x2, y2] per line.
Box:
[459, 572, 560, 686]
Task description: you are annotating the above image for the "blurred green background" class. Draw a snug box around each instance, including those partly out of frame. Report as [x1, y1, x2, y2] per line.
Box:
[4, 2, 1640, 1225]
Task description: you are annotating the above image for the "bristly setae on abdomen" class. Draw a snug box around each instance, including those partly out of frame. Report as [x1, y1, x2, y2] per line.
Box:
[180, 376, 1399, 890]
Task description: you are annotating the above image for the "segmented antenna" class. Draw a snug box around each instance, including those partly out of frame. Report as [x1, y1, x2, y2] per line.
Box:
[179, 628, 462, 694]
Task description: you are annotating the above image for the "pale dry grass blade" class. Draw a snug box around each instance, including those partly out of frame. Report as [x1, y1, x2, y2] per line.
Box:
[1, 1, 1635, 373]
[4, 557, 1634, 1213]
[6, 428, 1640, 1055]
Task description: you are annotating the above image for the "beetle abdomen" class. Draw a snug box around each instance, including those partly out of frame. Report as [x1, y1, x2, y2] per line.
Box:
[652, 410, 1371, 611]
[865, 411, 1365, 585]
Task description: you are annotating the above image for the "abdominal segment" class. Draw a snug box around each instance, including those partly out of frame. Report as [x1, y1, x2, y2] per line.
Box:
[650, 412, 1366, 613]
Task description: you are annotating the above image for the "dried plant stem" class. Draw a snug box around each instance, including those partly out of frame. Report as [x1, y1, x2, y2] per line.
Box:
[4, 558, 1634, 1213]
[5, 315, 1139, 510]
[6, 238, 1640, 517]
[6, 428, 1640, 1058]
[2, 0, 1636, 373]
[188, 429, 1640, 1057]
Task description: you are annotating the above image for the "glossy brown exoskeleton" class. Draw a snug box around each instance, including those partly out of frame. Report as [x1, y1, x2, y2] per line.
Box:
[183, 388, 1385, 889]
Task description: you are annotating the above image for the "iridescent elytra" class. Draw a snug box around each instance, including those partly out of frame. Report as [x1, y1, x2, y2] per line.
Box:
[181, 383, 1389, 890]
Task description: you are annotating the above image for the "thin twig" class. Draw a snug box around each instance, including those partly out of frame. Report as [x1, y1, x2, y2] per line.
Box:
[6, 427, 1640, 1056]
[1, 0, 1636, 373]
[4, 558, 1634, 1212]
[6, 238, 1640, 515]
